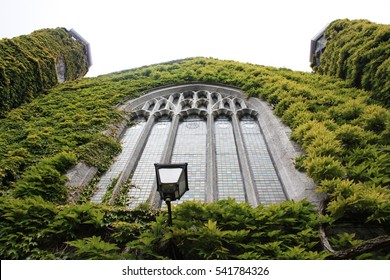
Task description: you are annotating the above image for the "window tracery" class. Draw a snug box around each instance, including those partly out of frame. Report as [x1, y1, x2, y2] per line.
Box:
[91, 84, 288, 208]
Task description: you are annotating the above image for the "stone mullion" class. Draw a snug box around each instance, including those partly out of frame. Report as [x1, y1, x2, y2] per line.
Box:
[231, 114, 260, 207]
[149, 93, 183, 206]
[147, 113, 180, 207]
[206, 113, 217, 202]
[159, 115, 179, 164]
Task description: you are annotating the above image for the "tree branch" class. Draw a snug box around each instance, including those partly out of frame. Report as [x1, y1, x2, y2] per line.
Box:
[318, 199, 390, 259]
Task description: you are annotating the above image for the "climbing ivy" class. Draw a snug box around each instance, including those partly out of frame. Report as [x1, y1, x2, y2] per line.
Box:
[313, 19, 390, 106]
[0, 28, 89, 116]
[1, 197, 387, 260]
[0, 23, 389, 259]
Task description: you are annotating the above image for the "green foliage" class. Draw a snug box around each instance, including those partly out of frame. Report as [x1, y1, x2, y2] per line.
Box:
[13, 151, 77, 204]
[102, 175, 119, 204]
[66, 236, 121, 260]
[0, 28, 89, 115]
[329, 97, 367, 122]
[353, 104, 389, 133]
[13, 164, 67, 204]
[328, 232, 363, 250]
[0, 49, 389, 259]
[0, 196, 59, 259]
[318, 179, 390, 223]
[48, 203, 105, 240]
[0, 197, 158, 259]
[0, 195, 387, 260]
[334, 124, 378, 149]
[127, 199, 328, 260]
[305, 156, 345, 184]
[281, 101, 311, 128]
[314, 19, 390, 106]
[76, 176, 100, 204]
[345, 146, 390, 185]
[77, 134, 122, 173]
[110, 221, 143, 246]
[306, 132, 343, 158]
[0, 148, 30, 191]
[112, 179, 136, 207]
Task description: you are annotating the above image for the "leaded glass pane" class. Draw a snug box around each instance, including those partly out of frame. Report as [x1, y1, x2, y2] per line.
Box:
[240, 117, 286, 205]
[171, 115, 207, 203]
[215, 117, 246, 202]
[127, 118, 171, 207]
[91, 120, 146, 203]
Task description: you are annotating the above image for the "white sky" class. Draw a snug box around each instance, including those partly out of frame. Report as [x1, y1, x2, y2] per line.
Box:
[0, 0, 389, 77]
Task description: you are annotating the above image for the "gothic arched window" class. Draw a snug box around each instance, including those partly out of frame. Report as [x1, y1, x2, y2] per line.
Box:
[91, 84, 318, 208]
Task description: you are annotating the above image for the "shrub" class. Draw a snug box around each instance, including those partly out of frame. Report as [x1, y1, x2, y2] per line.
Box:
[274, 96, 306, 116]
[48, 203, 105, 241]
[290, 120, 321, 145]
[13, 164, 68, 204]
[301, 121, 336, 149]
[127, 199, 327, 260]
[0, 148, 30, 190]
[76, 134, 121, 172]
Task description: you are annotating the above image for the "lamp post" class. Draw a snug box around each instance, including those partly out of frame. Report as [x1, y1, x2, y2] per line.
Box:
[155, 163, 189, 226]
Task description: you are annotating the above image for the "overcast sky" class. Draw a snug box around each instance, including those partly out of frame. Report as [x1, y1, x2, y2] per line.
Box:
[1, 0, 389, 77]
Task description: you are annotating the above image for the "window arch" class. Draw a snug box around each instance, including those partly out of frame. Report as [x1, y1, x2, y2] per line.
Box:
[91, 84, 318, 208]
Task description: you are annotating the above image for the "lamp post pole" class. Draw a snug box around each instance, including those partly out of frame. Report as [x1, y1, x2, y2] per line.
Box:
[166, 198, 173, 226]
[155, 163, 189, 260]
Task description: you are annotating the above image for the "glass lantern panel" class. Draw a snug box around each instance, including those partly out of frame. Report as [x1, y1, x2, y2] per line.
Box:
[159, 168, 183, 183]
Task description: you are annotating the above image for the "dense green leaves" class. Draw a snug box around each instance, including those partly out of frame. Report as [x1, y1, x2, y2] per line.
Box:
[12, 152, 77, 204]
[313, 19, 390, 106]
[66, 236, 121, 260]
[166, 199, 326, 260]
[0, 196, 387, 259]
[0, 196, 58, 259]
[0, 28, 89, 115]
[0, 26, 389, 259]
[318, 179, 390, 223]
[123, 199, 328, 260]
[0, 197, 156, 259]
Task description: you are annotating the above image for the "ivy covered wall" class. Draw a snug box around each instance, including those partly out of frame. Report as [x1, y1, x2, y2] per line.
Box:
[312, 19, 390, 106]
[0, 22, 389, 259]
[0, 57, 388, 259]
[0, 28, 90, 116]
